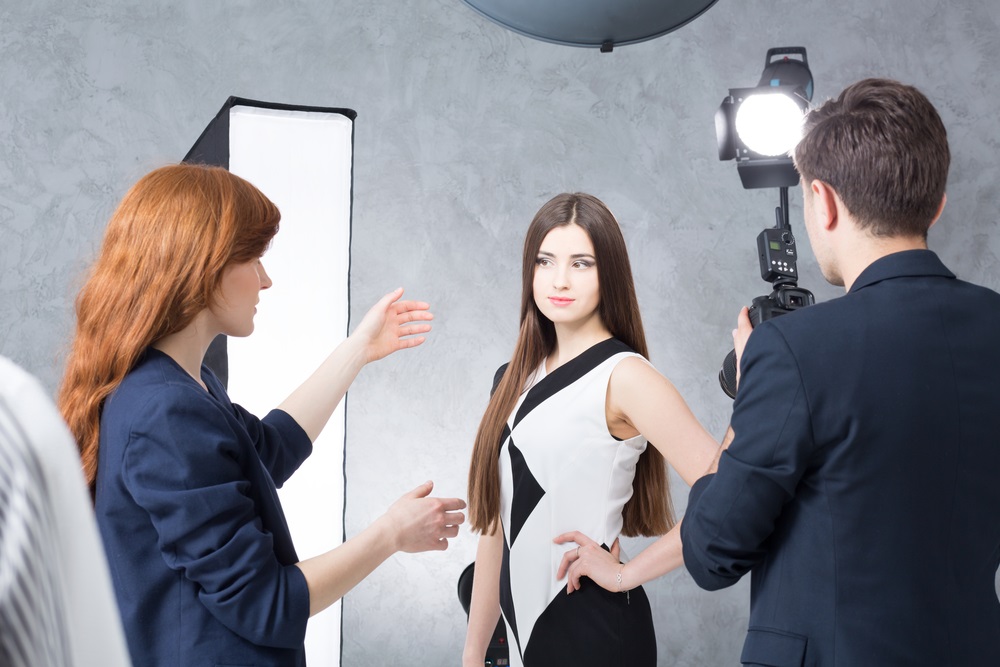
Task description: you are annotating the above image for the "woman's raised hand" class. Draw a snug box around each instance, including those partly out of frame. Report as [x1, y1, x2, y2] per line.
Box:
[352, 288, 433, 363]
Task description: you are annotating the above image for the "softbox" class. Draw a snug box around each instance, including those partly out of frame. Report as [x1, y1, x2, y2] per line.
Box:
[185, 98, 356, 666]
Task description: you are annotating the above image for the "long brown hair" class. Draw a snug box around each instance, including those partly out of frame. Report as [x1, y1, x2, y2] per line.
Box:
[58, 164, 280, 489]
[468, 193, 672, 537]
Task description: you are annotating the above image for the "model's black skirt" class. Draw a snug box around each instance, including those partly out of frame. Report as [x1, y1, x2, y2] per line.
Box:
[521, 578, 656, 667]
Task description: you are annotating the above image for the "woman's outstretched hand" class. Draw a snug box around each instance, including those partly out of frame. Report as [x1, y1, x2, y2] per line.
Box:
[382, 481, 466, 553]
[353, 288, 433, 363]
[554, 531, 623, 594]
[296, 481, 465, 616]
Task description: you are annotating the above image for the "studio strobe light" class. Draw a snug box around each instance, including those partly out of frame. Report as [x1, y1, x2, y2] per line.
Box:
[715, 48, 817, 398]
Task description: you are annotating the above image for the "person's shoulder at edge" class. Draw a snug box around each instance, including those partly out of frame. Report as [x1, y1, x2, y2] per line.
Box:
[0, 355, 41, 397]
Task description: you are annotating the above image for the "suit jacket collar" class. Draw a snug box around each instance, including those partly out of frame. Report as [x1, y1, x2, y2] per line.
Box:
[849, 249, 955, 294]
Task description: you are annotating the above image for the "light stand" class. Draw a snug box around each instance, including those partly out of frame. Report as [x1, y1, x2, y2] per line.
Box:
[718, 186, 815, 397]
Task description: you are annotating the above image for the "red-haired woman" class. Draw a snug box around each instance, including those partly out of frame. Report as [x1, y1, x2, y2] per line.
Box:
[59, 163, 465, 667]
[462, 193, 719, 667]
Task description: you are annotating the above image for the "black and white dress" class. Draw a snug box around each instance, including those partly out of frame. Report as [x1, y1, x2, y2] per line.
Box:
[497, 338, 657, 667]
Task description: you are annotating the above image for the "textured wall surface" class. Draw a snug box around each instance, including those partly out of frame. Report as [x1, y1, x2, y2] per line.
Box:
[2, 0, 999, 664]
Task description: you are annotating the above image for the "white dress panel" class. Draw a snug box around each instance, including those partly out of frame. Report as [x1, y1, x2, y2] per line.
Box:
[498, 348, 647, 664]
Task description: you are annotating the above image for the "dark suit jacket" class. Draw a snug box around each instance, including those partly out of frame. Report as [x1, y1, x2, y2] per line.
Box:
[96, 348, 313, 666]
[682, 250, 1000, 666]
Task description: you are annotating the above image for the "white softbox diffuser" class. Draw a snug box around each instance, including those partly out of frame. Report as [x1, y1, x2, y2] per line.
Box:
[185, 98, 355, 666]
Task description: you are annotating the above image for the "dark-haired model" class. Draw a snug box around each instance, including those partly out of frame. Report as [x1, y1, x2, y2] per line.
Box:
[462, 193, 719, 667]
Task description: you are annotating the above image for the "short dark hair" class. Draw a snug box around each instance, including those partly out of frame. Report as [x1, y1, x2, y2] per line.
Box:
[794, 78, 949, 238]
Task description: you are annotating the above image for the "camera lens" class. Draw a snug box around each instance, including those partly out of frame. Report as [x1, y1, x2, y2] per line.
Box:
[719, 349, 738, 399]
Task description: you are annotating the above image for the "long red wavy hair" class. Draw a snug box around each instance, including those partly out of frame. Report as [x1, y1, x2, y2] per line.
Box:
[58, 164, 280, 490]
[468, 193, 673, 537]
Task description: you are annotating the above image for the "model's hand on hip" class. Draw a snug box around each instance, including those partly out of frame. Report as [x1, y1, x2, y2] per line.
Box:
[554, 531, 623, 594]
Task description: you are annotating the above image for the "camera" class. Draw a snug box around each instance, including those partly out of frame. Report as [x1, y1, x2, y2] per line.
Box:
[719, 203, 814, 398]
[749, 283, 814, 326]
[747, 225, 814, 325]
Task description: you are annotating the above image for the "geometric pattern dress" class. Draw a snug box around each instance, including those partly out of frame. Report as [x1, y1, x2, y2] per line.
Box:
[496, 338, 658, 667]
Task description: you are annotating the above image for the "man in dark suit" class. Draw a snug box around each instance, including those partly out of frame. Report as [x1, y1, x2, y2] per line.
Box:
[681, 78, 1000, 665]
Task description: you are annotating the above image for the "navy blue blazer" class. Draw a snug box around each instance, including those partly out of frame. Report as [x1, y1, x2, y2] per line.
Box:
[96, 348, 313, 666]
[682, 250, 1000, 666]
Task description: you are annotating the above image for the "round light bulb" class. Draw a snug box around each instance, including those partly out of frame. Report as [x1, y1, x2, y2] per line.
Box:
[735, 93, 805, 157]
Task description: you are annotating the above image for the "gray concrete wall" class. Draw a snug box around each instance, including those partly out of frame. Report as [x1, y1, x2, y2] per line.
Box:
[2, 0, 998, 664]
